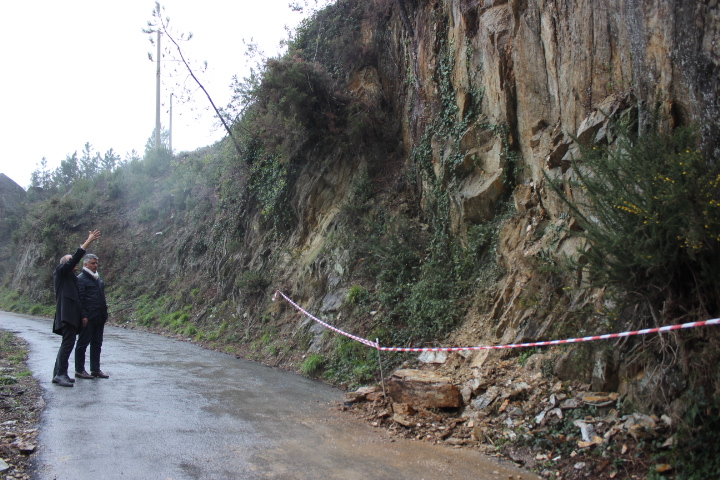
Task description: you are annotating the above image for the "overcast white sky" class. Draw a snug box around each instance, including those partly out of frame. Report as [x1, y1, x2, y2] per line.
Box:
[0, 1, 310, 189]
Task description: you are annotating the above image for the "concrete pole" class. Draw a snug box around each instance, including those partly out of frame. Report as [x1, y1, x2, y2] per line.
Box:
[155, 30, 161, 150]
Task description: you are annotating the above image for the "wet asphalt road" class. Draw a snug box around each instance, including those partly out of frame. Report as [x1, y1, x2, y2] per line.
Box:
[1, 312, 540, 480]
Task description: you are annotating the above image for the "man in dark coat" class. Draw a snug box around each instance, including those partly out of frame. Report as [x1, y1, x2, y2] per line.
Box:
[74, 253, 110, 379]
[52, 230, 101, 387]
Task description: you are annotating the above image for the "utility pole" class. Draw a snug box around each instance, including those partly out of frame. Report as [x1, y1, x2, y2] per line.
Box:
[155, 30, 161, 150]
[169, 93, 173, 154]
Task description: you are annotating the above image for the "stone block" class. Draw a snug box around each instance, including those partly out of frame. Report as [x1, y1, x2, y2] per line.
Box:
[387, 369, 462, 408]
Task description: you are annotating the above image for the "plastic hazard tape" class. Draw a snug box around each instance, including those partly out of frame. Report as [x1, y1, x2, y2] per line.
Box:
[375, 318, 720, 352]
[274, 290, 720, 353]
[273, 290, 378, 348]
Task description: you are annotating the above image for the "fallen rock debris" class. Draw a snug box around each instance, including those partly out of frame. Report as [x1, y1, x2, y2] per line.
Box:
[341, 359, 675, 479]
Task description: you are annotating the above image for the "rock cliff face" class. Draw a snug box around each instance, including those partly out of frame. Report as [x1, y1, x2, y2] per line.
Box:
[281, 0, 719, 254]
[261, 0, 720, 406]
[3, 0, 719, 413]
[384, 0, 719, 230]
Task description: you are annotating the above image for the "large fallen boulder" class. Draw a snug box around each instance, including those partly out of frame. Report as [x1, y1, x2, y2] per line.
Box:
[386, 369, 461, 408]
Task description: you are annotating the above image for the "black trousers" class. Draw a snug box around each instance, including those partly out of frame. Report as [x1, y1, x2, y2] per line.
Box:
[53, 323, 78, 377]
[75, 322, 105, 373]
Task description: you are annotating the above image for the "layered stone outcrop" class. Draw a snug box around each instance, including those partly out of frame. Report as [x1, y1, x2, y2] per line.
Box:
[392, 0, 719, 218]
[272, 0, 719, 406]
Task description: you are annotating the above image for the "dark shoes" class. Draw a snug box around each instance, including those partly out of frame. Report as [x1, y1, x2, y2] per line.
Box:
[52, 375, 74, 387]
[54, 371, 107, 385]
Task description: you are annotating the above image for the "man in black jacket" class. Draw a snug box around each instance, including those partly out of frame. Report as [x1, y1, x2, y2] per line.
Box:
[52, 230, 101, 387]
[74, 253, 109, 379]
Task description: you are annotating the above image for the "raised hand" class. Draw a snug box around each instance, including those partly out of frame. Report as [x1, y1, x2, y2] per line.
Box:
[82, 230, 102, 249]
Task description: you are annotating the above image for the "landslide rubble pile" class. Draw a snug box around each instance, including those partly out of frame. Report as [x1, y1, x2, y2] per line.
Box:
[343, 357, 677, 480]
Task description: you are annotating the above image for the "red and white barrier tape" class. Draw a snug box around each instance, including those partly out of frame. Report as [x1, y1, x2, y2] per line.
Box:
[274, 290, 378, 348]
[274, 290, 720, 353]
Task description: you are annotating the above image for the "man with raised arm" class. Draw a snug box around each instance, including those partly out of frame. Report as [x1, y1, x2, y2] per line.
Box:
[52, 230, 101, 387]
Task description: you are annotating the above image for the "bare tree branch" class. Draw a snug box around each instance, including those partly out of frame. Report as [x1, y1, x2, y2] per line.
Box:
[145, 2, 244, 158]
